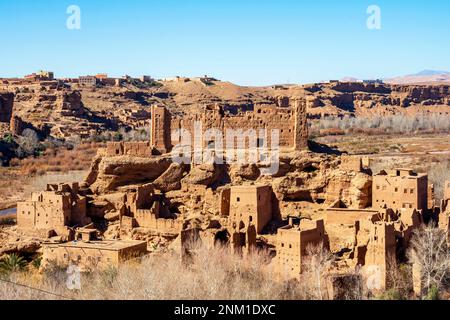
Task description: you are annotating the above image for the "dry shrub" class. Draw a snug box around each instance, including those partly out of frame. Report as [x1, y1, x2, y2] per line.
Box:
[310, 114, 450, 138]
[407, 224, 450, 298]
[79, 245, 298, 300]
[0, 242, 406, 300]
[427, 161, 450, 201]
[0, 244, 306, 300]
[385, 257, 413, 299]
[17, 142, 103, 176]
[298, 243, 336, 300]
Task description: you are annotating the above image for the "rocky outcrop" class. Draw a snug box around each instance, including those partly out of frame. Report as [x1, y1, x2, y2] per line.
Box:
[153, 163, 189, 192]
[83, 147, 370, 210]
[229, 163, 260, 181]
[181, 163, 226, 187]
[87, 155, 172, 193]
[325, 171, 372, 208]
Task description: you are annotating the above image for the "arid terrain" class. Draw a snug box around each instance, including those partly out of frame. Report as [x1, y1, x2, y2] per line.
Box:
[1, 75, 450, 301]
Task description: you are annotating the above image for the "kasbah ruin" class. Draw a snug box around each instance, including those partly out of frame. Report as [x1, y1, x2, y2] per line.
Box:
[1, 71, 450, 299]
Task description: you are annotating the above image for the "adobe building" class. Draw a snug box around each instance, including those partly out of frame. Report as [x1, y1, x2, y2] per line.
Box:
[121, 183, 183, 233]
[372, 168, 428, 211]
[230, 223, 257, 256]
[24, 70, 54, 82]
[224, 185, 273, 234]
[0, 92, 14, 123]
[78, 76, 98, 86]
[325, 200, 381, 226]
[140, 75, 153, 82]
[438, 180, 450, 243]
[445, 180, 450, 202]
[37, 70, 54, 80]
[428, 184, 435, 209]
[150, 99, 308, 154]
[41, 239, 147, 272]
[16, 183, 91, 235]
[361, 222, 397, 291]
[275, 218, 329, 279]
[340, 155, 363, 172]
[395, 208, 423, 247]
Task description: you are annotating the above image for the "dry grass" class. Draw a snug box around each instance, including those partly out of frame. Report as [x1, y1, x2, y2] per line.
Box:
[4, 240, 447, 300]
[0, 243, 344, 300]
[0, 142, 101, 209]
[310, 114, 450, 138]
[16, 142, 103, 175]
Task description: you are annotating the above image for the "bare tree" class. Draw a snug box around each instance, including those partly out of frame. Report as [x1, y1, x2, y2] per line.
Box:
[428, 161, 450, 202]
[17, 129, 40, 156]
[301, 243, 335, 300]
[385, 256, 412, 299]
[407, 224, 450, 297]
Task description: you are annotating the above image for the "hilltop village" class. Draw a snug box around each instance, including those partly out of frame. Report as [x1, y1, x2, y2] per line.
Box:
[3, 93, 448, 299]
[1, 70, 450, 147]
[1, 71, 450, 299]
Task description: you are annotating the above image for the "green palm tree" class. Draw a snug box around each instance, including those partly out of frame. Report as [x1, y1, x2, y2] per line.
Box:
[0, 253, 27, 273]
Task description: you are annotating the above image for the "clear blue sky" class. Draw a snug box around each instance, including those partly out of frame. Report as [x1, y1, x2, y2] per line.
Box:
[0, 0, 449, 85]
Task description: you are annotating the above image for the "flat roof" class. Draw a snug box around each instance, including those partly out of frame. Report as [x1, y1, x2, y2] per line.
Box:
[44, 240, 147, 251]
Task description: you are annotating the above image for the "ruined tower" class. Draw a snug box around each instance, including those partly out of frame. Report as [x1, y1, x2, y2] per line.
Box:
[294, 98, 308, 150]
[150, 105, 171, 154]
[364, 222, 396, 290]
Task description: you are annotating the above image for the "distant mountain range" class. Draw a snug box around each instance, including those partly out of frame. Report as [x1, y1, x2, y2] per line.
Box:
[412, 70, 450, 76]
[340, 70, 450, 85]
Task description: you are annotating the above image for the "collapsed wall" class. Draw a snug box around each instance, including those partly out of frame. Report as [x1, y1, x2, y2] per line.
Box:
[150, 99, 308, 154]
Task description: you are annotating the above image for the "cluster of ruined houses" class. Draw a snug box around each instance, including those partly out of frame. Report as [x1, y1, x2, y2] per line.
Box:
[1, 70, 216, 88]
[13, 100, 450, 297]
[1, 71, 153, 87]
[16, 164, 450, 292]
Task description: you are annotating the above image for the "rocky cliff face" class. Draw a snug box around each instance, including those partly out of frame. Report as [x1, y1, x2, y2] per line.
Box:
[302, 82, 450, 117]
[83, 149, 372, 220]
[9, 85, 119, 139]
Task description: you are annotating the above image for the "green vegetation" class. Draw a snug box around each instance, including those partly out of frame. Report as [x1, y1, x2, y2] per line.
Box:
[0, 254, 27, 274]
[2, 133, 14, 144]
[31, 256, 42, 269]
[424, 285, 440, 300]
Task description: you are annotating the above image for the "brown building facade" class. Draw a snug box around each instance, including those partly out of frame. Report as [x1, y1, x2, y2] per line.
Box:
[79, 76, 98, 86]
[275, 219, 329, 279]
[372, 169, 428, 211]
[224, 185, 273, 234]
[445, 180, 450, 202]
[42, 239, 147, 272]
[17, 183, 91, 234]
